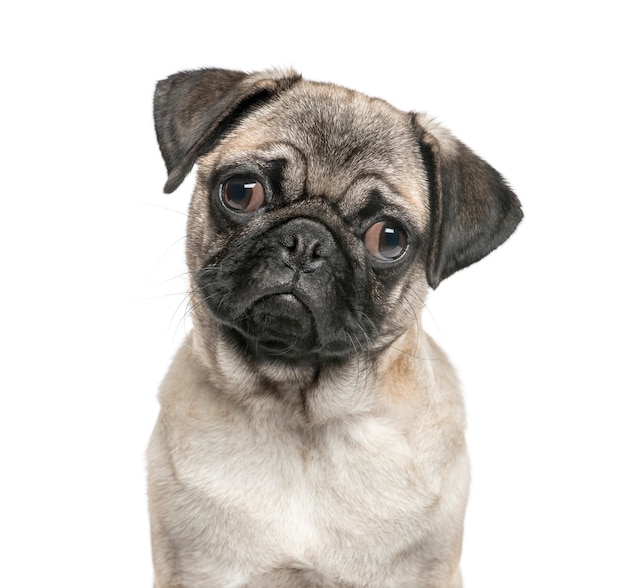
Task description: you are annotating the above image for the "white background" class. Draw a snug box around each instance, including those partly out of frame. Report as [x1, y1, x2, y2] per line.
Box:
[1, 1, 624, 586]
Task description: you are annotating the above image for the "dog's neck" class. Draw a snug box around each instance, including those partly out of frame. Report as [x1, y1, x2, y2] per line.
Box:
[185, 322, 434, 428]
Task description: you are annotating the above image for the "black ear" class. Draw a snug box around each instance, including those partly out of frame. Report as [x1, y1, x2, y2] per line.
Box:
[153, 68, 302, 193]
[413, 114, 523, 289]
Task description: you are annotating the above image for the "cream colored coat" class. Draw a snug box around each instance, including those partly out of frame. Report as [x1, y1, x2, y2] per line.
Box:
[148, 323, 468, 588]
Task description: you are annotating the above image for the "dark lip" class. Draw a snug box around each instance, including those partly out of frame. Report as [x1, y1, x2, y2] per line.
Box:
[240, 291, 316, 346]
[221, 324, 314, 364]
[222, 325, 355, 367]
[255, 337, 301, 356]
[235, 286, 316, 321]
[220, 291, 354, 365]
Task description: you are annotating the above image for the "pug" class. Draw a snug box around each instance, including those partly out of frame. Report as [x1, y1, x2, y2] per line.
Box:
[147, 68, 522, 588]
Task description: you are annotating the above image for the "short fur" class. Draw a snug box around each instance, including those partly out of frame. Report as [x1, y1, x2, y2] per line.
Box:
[148, 68, 522, 587]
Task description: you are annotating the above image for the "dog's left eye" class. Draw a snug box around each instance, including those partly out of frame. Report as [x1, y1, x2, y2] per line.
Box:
[220, 176, 266, 212]
[363, 220, 408, 262]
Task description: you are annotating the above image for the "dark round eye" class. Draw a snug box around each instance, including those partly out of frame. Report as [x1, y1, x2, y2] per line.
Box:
[220, 176, 266, 212]
[363, 220, 408, 261]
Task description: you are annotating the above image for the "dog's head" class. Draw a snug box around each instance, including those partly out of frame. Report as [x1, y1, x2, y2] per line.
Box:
[154, 68, 522, 368]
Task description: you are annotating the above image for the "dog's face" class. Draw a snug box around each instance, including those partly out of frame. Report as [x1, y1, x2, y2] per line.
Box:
[188, 84, 432, 366]
[154, 69, 522, 371]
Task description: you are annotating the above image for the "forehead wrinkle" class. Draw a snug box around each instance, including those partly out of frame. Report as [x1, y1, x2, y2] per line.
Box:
[206, 83, 429, 220]
[209, 139, 306, 168]
[338, 172, 395, 210]
[340, 173, 426, 230]
[258, 85, 409, 186]
[243, 140, 308, 164]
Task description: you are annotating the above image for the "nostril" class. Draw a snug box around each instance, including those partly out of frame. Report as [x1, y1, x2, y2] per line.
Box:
[279, 229, 300, 252]
[312, 241, 332, 259]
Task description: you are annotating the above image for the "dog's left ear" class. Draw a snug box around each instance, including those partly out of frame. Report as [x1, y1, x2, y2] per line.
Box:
[154, 68, 302, 193]
[412, 114, 523, 289]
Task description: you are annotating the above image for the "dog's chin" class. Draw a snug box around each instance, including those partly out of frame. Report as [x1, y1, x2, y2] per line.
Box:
[220, 293, 356, 366]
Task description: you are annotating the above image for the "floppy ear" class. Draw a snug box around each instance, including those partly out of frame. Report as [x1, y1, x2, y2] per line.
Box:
[153, 68, 302, 193]
[412, 113, 523, 289]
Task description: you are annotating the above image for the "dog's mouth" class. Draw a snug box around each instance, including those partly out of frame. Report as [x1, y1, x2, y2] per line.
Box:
[196, 216, 379, 364]
[241, 293, 316, 356]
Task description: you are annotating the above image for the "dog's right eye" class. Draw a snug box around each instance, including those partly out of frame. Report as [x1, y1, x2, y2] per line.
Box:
[220, 177, 266, 212]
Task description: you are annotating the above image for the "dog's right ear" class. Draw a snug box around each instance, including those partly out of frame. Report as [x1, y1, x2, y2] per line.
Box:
[153, 68, 302, 193]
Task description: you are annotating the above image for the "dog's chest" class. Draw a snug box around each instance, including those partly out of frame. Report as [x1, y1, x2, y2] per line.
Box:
[174, 409, 437, 570]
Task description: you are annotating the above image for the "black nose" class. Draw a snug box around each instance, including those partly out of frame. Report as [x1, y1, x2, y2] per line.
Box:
[277, 219, 337, 273]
